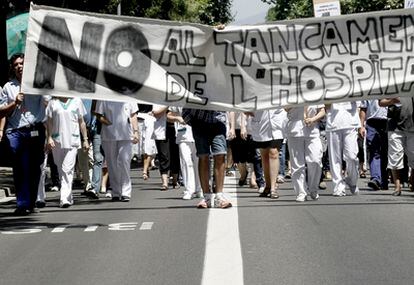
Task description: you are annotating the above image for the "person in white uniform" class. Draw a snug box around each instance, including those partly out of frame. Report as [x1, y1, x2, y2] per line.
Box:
[249, 108, 287, 199]
[137, 104, 157, 180]
[95, 101, 139, 202]
[46, 97, 89, 208]
[325, 102, 361, 196]
[286, 105, 325, 202]
[167, 107, 203, 200]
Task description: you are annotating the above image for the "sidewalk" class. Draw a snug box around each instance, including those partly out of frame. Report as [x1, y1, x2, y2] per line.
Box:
[0, 167, 14, 200]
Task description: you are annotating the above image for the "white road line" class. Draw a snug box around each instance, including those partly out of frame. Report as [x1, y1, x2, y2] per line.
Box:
[201, 175, 244, 285]
[51, 226, 66, 233]
[139, 222, 154, 230]
[84, 226, 99, 232]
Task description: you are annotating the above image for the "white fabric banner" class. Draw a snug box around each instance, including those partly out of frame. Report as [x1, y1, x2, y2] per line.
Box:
[22, 4, 414, 111]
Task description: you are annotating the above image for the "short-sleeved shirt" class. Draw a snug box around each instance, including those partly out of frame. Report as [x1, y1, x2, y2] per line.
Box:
[325, 102, 361, 132]
[46, 97, 86, 149]
[250, 108, 287, 142]
[152, 104, 168, 140]
[286, 105, 323, 138]
[169, 106, 195, 143]
[1, 79, 46, 131]
[360, 100, 387, 120]
[95, 101, 138, 141]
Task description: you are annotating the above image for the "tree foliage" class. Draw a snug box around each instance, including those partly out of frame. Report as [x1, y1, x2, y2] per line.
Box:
[7, 0, 233, 24]
[262, 0, 404, 21]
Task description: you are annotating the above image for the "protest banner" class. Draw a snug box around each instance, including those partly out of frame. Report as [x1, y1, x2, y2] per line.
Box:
[22, 4, 414, 111]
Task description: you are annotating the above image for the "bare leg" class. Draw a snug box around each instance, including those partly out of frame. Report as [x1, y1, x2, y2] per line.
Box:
[391, 169, 402, 196]
[161, 174, 169, 190]
[214, 154, 226, 193]
[198, 155, 210, 194]
[260, 149, 271, 196]
[101, 167, 109, 193]
[238, 162, 247, 186]
[142, 154, 152, 179]
[268, 147, 280, 197]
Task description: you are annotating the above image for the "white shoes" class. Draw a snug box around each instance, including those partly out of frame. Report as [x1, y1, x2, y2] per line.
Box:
[333, 190, 346, 197]
[50, 186, 59, 192]
[296, 193, 307, 202]
[182, 192, 192, 200]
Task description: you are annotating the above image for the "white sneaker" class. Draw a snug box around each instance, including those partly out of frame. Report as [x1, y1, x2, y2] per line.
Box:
[105, 191, 112, 198]
[333, 190, 346, 197]
[197, 194, 212, 208]
[214, 193, 232, 209]
[258, 186, 265, 194]
[310, 191, 319, 200]
[182, 192, 192, 200]
[295, 193, 307, 202]
[50, 186, 59, 192]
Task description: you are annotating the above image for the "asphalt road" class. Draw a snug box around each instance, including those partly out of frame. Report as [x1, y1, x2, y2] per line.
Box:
[1, 166, 414, 285]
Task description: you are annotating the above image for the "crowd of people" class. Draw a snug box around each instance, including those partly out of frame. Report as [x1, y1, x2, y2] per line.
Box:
[1, 53, 414, 216]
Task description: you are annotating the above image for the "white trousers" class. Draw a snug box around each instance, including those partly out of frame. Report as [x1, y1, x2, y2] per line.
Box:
[52, 146, 78, 205]
[179, 141, 201, 194]
[288, 136, 323, 196]
[327, 128, 359, 194]
[102, 140, 133, 198]
[140, 115, 157, 156]
[37, 152, 48, 202]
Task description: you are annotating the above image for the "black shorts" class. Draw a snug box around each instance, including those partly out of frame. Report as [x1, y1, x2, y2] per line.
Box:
[255, 139, 283, 150]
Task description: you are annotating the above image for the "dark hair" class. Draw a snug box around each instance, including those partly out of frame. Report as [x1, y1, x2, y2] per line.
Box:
[9, 53, 24, 79]
[9, 53, 24, 66]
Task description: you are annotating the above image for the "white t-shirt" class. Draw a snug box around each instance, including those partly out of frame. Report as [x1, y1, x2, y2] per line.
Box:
[286, 105, 323, 138]
[152, 104, 167, 140]
[95, 101, 138, 141]
[46, 97, 86, 149]
[250, 108, 287, 142]
[169, 107, 194, 143]
[326, 102, 361, 131]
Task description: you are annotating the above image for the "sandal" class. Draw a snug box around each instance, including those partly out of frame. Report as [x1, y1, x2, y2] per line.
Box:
[161, 185, 168, 191]
[391, 190, 401, 196]
[142, 172, 149, 180]
[270, 189, 279, 199]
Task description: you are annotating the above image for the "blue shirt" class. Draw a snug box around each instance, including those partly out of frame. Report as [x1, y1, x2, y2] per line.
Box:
[0, 79, 46, 131]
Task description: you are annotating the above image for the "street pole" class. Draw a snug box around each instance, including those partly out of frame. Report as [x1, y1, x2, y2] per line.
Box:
[117, 2, 121, 15]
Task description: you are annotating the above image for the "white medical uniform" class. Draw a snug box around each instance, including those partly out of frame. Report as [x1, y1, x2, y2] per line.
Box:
[170, 107, 201, 196]
[286, 106, 323, 198]
[46, 97, 86, 206]
[96, 101, 138, 199]
[325, 102, 361, 195]
[250, 108, 287, 142]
